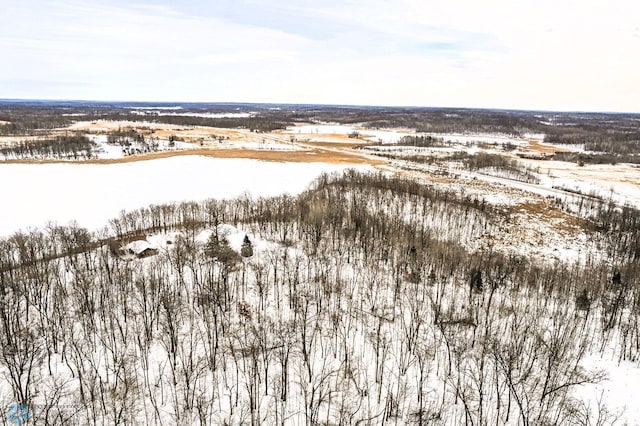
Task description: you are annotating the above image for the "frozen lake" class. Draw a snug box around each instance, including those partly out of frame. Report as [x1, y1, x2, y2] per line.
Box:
[0, 156, 365, 235]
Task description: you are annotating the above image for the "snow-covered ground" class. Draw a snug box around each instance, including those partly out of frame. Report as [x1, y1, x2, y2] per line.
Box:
[285, 124, 413, 144]
[362, 129, 413, 144]
[286, 124, 533, 146]
[426, 133, 530, 146]
[530, 161, 640, 209]
[576, 352, 640, 424]
[0, 157, 368, 236]
[286, 124, 360, 135]
[88, 134, 195, 159]
[375, 136, 640, 209]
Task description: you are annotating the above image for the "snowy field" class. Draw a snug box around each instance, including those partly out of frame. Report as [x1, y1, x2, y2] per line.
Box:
[361, 129, 414, 143]
[576, 351, 640, 423]
[284, 124, 540, 146]
[0, 157, 367, 235]
[432, 133, 530, 146]
[88, 134, 196, 159]
[530, 161, 640, 209]
[285, 124, 413, 143]
[286, 124, 360, 134]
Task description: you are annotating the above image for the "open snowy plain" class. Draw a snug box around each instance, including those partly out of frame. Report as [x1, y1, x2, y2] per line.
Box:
[0, 156, 368, 235]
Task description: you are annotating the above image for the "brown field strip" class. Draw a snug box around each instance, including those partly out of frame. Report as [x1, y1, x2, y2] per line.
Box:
[0, 148, 383, 165]
[304, 141, 369, 149]
[527, 139, 570, 154]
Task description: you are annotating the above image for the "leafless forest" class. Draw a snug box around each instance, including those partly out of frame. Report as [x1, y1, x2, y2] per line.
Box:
[1, 170, 638, 424]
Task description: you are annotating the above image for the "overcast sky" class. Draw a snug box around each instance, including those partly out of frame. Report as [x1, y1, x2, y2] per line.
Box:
[1, 0, 639, 111]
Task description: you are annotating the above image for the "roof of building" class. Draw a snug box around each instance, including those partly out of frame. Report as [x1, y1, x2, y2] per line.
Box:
[127, 240, 154, 255]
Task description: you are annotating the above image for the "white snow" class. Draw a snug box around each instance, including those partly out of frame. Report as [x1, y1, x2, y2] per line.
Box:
[432, 133, 529, 146]
[195, 225, 251, 252]
[87, 134, 197, 159]
[531, 162, 640, 209]
[575, 350, 640, 424]
[285, 124, 413, 144]
[0, 156, 368, 236]
[286, 124, 359, 134]
[88, 135, 125, 159]
[124, 240, 154, 255]
[362, 129, 413, 144]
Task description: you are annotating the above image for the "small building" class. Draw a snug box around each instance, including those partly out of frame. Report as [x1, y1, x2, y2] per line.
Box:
[126, 240, 159, 258]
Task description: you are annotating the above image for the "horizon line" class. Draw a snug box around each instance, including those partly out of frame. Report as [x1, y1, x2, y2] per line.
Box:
[1, 97, 639, 116]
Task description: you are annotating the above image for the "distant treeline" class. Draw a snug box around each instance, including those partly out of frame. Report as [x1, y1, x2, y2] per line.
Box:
[294, 108, 539, 136]
[0, 110, 72, 135]
[106, 128, 146, 144]
[0, 135, 96, 160]
[2, 103, 640, 157]
[395, 135, 447, 147]
[100, 113, 294, 132]
[545, 126, 640, 153]
[553, 151, 640, 165]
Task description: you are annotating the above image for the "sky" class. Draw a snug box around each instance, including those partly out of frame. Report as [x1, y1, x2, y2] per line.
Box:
[1, 0, 639, 112]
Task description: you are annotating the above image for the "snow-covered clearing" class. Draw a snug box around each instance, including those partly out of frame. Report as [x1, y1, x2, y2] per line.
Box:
[361, 129, 414, 143]
[88, 134, 195, 159]
[427, 133, 529, 146]
[286, 124, 359, 135]
[0, 157, 369, 236]
[285, 124, 414, 144]
[576, 352, 640, 424]
[528, 160, 640, 208]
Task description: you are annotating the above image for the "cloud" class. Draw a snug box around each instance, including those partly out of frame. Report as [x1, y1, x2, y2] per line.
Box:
[1, 0, 639, 111]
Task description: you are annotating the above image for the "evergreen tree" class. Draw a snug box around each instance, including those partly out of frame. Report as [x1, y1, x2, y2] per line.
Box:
[241, 234, 254, 258]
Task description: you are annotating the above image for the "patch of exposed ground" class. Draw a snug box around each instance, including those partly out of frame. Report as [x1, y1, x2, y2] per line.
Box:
[510, 200, 591, 234]
[526, 139, 571, 154]
[501, 199, 598, 263]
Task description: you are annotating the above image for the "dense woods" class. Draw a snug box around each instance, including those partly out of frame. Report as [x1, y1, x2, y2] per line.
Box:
[0, 171, 638, 424]
[0, 135, 96, 160]
[115, 114, 292, 133]
[545, 126, 640, 164]
[394, 135, 447, 148]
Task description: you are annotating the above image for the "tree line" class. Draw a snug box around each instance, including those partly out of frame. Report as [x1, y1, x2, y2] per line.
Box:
[0, 135, 96, 160]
